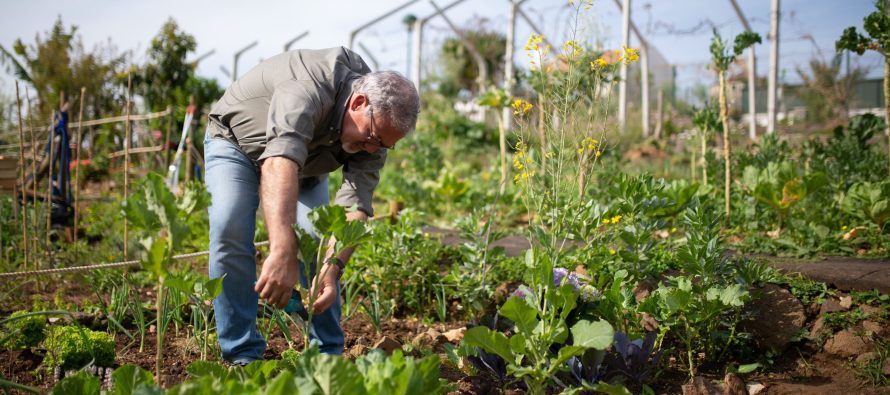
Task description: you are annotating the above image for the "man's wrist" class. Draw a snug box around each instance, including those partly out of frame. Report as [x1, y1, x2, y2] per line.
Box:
[324, 256, 346, 279]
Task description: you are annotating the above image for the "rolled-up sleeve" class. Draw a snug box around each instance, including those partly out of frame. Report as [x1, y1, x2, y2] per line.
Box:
[334, 149, 386, 216]
[257, 80, 322, 167]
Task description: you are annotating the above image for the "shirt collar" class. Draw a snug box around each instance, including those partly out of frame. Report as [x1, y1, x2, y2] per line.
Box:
[328, 75, 358, 136]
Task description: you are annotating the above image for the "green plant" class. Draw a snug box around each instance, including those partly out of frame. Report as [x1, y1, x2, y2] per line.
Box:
[1, 310, 46, 350]
[839, 180, 890, 248]
[851, 289, 890, 308]
[42, 325, 115, 370]
[741, 161, 827, 230]
[836, 0, 890, 173]
[692, 105, 720, 185]
[856, 339, 890, 386]
[709, 28, 761, 225]
[464, 250, 616, 394]
[123, 173, 210, 379]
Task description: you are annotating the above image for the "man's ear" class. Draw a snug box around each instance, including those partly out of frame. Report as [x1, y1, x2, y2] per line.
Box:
[350, 94, 368, 111]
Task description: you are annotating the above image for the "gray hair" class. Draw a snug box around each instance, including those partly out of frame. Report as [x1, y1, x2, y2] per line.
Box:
[353, 71, 420, 135]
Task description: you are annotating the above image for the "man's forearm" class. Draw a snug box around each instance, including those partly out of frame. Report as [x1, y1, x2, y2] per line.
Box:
[261, 157, 300, 256]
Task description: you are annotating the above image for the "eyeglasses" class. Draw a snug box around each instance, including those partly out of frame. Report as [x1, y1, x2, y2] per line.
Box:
[364, 106, 396, 150]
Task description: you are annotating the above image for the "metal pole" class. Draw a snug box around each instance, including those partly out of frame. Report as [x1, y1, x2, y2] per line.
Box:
[767, 0, 780, 133]
[284, 31, 310, 52]
[729, 0, 757, 139]
[189, 49, 216, 68]
[618, 0, 630, 134]
[232, 41, 259, 83]
[25, 88, 37, 266]
[349, 0, 421, 51]
[412, 19, 423, 89]
[641, 42, 649, 137]
[357, 42, 380, 70]
[412, 0, 466, 91]
[503, 0, 524, 131]
[612, 0, 649, 137]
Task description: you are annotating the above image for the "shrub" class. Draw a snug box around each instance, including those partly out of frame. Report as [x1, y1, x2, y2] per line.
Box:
[43, 325, 115, 369]
[1, 310, 46, 350]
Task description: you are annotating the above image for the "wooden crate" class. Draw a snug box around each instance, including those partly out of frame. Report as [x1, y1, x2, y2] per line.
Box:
[0, 155, 18, 194]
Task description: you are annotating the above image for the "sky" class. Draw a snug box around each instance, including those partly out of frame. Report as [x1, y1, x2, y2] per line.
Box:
[0, 0, 884, 102]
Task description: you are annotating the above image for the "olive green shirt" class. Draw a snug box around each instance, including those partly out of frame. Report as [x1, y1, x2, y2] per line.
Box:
[206, 47, 384, 215]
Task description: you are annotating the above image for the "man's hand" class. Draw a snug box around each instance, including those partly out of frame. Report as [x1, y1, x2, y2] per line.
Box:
[255, 249, 300, 309]
[309, 263, 341, 314]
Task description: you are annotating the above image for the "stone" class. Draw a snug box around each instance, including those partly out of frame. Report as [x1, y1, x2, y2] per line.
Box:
[741, 284, 807, 351]
[856, 351, 880, 364]
[859, 305, 884, 316]
[809, 316, 825, 339]
[882, 357, 890, 376]
[411, 332, 437, 349]
[722, 373, 746, 395]
[861, 320, 886, 336]
[443, 327, 466, 343]
[681, 376, 720, 395]
[839, 295, 853, 310]
[348, 344, 368, 359]
[372, 336, 402, 355]
[819, 298, 847, 316]
[746, 382, 766, 395]
[427, 328, 447, 344]
[823, 329, 873, 358]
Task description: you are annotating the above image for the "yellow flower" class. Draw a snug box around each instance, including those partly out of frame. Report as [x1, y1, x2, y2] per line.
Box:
[670, 227, 677, 233]
[609, 248, 617, 255]
[602, 218, 611, 225]
[512, 99, 534, 115]
[590, 58, 608, 71]
[620, 46, 640, 65]
[562, 40, 583, 60]
[524, 34, 545, 51]
[611, 215, 622, 224]
[841, 225, 848, 230]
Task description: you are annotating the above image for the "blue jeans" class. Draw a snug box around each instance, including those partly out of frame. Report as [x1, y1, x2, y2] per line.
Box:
[204, 136, 343, 361]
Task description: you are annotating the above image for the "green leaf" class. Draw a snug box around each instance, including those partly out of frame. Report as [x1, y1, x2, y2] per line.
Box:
[186, 360, 229, 379]
[570, 319, 614, 350]
[310, 353, 365, 395]
[262, 370, 298, 395]
[52, 370, 100, 395]
[586, 381, 633, 395]
[204, 276, 225, 299]
[499, 296, 538, 335]
[719, 284, 748, 307]
[145, 236, 170, 280]
[737, 362, 761, 374]
[463, 326, 514, 362]
[553, 345, 586, 367]
[112, 364, 155, 395]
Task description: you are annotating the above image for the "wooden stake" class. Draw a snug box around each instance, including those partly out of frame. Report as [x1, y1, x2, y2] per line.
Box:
[719, 70, 731, 226]
[14, 81, 29, 270]
[123, 73, 131, 259]
[46, 110, 54, 264]
[74, 87, 85, 243]
[25, 87, 37, 271]
[164, 105, 173, 167]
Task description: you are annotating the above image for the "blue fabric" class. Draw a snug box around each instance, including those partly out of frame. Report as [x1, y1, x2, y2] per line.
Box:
[204, 135, 343, 363]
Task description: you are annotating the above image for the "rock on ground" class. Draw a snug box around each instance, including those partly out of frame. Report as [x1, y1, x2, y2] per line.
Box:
[823, 329, 873, 358]
[741, 284, 807, 351]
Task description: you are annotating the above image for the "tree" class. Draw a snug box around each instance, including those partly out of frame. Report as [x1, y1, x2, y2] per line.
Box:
[796, 54, 866, 126]
[0, 16, 127, 120]
[437, 24, 507, 96]
[710, 29, 761, 226]
[837, 0, 890, 173]
[132, 18, 198, 112]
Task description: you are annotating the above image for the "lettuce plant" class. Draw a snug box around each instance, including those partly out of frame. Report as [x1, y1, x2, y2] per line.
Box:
[42, 325, 115, 370]
[1, 310, 46, 350]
